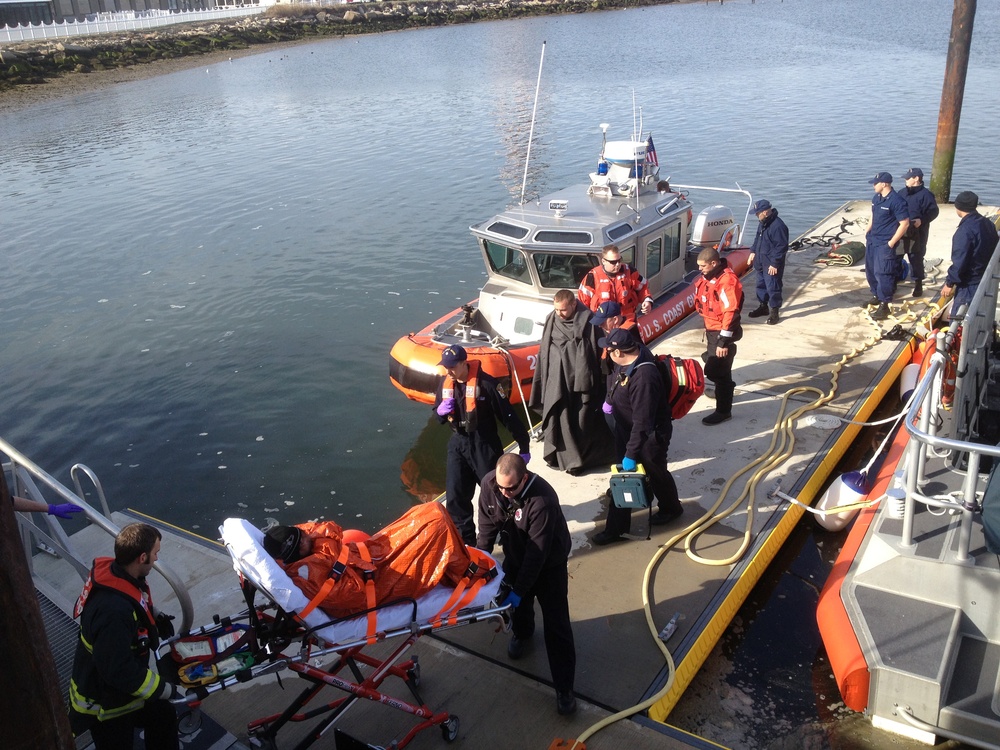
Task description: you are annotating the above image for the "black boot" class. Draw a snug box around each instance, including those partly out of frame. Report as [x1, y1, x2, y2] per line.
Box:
[702, 382, 734, 425]
[861, 296, 879, 309]
[870, 302, 891, 321]
[766, 307, 779, 325]
[912, 280, 923, 297]
[747, 301, 769, 318]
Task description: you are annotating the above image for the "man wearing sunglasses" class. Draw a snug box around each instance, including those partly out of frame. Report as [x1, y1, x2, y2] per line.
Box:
[477, 453, 577, 716]
[577, 244, 653, 324]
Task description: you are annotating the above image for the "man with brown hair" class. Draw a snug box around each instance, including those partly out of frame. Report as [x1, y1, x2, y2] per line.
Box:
[695, 247, 744, 425]
[70, 523, 181, 750]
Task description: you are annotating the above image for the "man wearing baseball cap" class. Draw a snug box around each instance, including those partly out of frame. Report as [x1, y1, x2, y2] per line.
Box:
[942, 191, 999, 317]
[897, 168, 939, 297]
[434, 344, 531, 545]
[746, 199, 789, 325]
[864, 172, 910, 321]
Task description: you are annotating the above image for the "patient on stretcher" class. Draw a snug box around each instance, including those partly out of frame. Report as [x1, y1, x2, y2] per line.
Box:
[262, 502, 495, 619]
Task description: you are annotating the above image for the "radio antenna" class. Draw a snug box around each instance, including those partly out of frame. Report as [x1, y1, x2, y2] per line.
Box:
[519, 41, 546, 206]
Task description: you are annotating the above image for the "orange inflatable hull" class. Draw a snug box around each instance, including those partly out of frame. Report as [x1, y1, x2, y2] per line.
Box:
[389, 248, 752, 405]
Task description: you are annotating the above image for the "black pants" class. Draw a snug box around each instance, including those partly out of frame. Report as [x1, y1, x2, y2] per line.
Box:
[900, 227, 928, 281]
[509, 562, 576, 694]
[446, 433, 501, 545]
[605, 429, 679, 536]
[86, 700, 178, 750]
[704, 330, 737, 415]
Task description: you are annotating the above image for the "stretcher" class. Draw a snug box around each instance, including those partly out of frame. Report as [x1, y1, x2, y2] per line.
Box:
[164, 518, 509, 750]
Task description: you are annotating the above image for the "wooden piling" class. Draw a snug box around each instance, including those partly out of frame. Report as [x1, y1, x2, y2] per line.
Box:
[930, 0, 977, 204]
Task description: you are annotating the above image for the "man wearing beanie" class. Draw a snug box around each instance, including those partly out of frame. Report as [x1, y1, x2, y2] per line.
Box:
[863, 172, 910, 321]
[942, 191, 999, 316]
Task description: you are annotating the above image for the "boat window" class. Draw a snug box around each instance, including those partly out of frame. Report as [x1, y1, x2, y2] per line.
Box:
[532, 230, 593, 244]
[620, 246, 635, 267]
[645, 237, 662, 279]
[608, 224, 633, 241]
[486, 221, 530, 240]
[533, 253, 596, 289]
[664, 222, 682, 265]
[484, 241, 531, 284]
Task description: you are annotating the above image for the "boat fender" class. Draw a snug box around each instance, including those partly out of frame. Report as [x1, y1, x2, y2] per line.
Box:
[815, 470, 869, 532]
[899, 363, 920, 402]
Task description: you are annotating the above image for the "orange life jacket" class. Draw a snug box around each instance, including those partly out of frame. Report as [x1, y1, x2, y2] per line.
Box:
[441, 359, 481, 432]
[74, 557, 155, 628]
[578, 263, 649, 323]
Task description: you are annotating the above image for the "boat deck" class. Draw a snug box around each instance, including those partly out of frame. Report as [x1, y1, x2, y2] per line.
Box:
[26, 199, 990, 750]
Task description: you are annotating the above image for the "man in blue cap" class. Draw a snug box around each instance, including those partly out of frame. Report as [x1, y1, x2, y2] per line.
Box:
[863, 172, 910, 321]
[942, 191, 999, 317]
[434, 344, 531, 545]
[746, 199, 789, 325]
[897, 168, 939, 297]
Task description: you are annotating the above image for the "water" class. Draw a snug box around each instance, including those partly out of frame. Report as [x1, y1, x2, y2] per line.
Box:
[1, 1, 998, 742]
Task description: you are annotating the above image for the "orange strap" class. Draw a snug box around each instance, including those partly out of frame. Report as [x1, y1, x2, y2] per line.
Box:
[299, 543, 352, 620]
[431, 549, 498, 627]
[356, 542, 378, 643]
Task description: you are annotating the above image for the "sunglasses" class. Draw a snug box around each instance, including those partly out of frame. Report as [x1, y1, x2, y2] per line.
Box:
[602, 257, 623, 265]
[495, 477, 523, 493]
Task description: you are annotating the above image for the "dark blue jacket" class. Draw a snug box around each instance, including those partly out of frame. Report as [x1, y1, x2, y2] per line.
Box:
[750, 210, 789, 268]
[869, 190, 909, 244]
[946, 211, 999, 288]
[605, 347, 670, 460]
[899, 185, 939, 226]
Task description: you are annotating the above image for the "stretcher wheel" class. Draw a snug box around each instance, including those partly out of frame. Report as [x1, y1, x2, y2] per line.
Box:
[441, 716, 459, 742]
[406, 663, 421, 687]
[177, 708, 202, 735]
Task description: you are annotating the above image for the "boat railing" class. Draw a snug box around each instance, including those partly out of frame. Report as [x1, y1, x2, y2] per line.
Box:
[900, 250, 1000, 559]
[2, 437, 195, 631]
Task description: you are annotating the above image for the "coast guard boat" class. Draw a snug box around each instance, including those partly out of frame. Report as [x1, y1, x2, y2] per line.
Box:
[817, 238, 1000, 749]
[389, 124, 754, 406]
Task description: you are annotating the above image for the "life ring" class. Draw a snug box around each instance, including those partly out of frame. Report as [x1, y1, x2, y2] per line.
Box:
[342, 528, 370, 545]
[941, 328, 961, 408]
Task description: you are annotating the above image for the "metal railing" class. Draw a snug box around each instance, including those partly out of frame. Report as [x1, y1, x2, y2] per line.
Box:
[3, 437, 194, 632]
[0, 5, 267, 44]
[899, 247, 1000, 559]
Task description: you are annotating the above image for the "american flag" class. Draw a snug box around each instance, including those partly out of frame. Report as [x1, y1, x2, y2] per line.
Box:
[646, 135, 659, 167]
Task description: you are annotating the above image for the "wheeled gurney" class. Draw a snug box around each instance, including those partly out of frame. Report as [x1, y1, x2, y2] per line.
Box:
[164, 518, 509, 750]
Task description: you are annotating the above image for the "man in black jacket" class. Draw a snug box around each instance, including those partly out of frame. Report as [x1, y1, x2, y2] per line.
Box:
[70, 523, 181, 750]
[477, 453, 577, 715]
[594, 328, 682, 544]
[434, 344, 531, 545]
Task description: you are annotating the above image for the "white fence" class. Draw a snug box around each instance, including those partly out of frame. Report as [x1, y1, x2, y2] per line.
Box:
[0, 5, 270, 44]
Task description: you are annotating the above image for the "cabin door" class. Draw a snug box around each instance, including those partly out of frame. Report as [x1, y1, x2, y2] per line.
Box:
[641, 221, 683, 298]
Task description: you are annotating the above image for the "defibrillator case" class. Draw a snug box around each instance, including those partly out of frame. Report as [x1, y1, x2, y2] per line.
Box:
[609, 464, 651, 509]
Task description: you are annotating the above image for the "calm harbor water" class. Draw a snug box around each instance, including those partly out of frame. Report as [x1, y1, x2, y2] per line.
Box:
[2, 0, 998, 746]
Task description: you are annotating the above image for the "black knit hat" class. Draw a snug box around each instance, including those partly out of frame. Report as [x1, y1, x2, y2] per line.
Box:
[263, 525, 303, 563]
[954, 191, 979, 212]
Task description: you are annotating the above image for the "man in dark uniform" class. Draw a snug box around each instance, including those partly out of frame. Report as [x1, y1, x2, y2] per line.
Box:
[477, 453, 577, 715]
[434, 344, 531, 546]
[942, 190, 999, 317]
[593, 328, 682, 545]
[70, 523, 181, 750]
[897, 167, 939, 297]
[746, 199, 789, 325]
[864, 171, 910, 321]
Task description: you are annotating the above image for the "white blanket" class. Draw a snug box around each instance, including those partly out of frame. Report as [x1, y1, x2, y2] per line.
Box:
[220, 518, 504, 646]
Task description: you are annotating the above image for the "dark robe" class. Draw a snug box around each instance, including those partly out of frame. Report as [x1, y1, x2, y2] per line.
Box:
[529, 303, 615, 471]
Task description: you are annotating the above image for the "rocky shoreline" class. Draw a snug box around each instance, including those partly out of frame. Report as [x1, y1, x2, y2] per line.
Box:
[0, 0, 681, 96]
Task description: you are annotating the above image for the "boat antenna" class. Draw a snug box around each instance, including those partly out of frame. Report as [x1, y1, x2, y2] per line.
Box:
[519, 41, 546, 206]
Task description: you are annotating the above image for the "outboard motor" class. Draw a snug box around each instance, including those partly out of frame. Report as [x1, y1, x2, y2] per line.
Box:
[689, 205, 739, 249]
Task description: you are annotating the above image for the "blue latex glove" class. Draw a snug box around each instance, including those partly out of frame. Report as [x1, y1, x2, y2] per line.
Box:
[602, 401, 613, 415]
[621, 457, 638, 472]
[436, 397, 455, 417]
[504, 590, 522, 609]
[48, 503, 83, 519]
[519, 452, 531, 465]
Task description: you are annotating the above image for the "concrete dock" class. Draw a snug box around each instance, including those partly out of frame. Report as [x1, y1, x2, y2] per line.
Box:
[26, 198, 988, 750]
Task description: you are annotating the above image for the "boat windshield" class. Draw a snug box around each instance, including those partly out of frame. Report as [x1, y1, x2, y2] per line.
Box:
[532, 252, 599, 289]
[484, 240, 532, 284]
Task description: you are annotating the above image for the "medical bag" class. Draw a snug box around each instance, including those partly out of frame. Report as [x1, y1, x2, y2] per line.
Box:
[609, 464, 651, 509]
